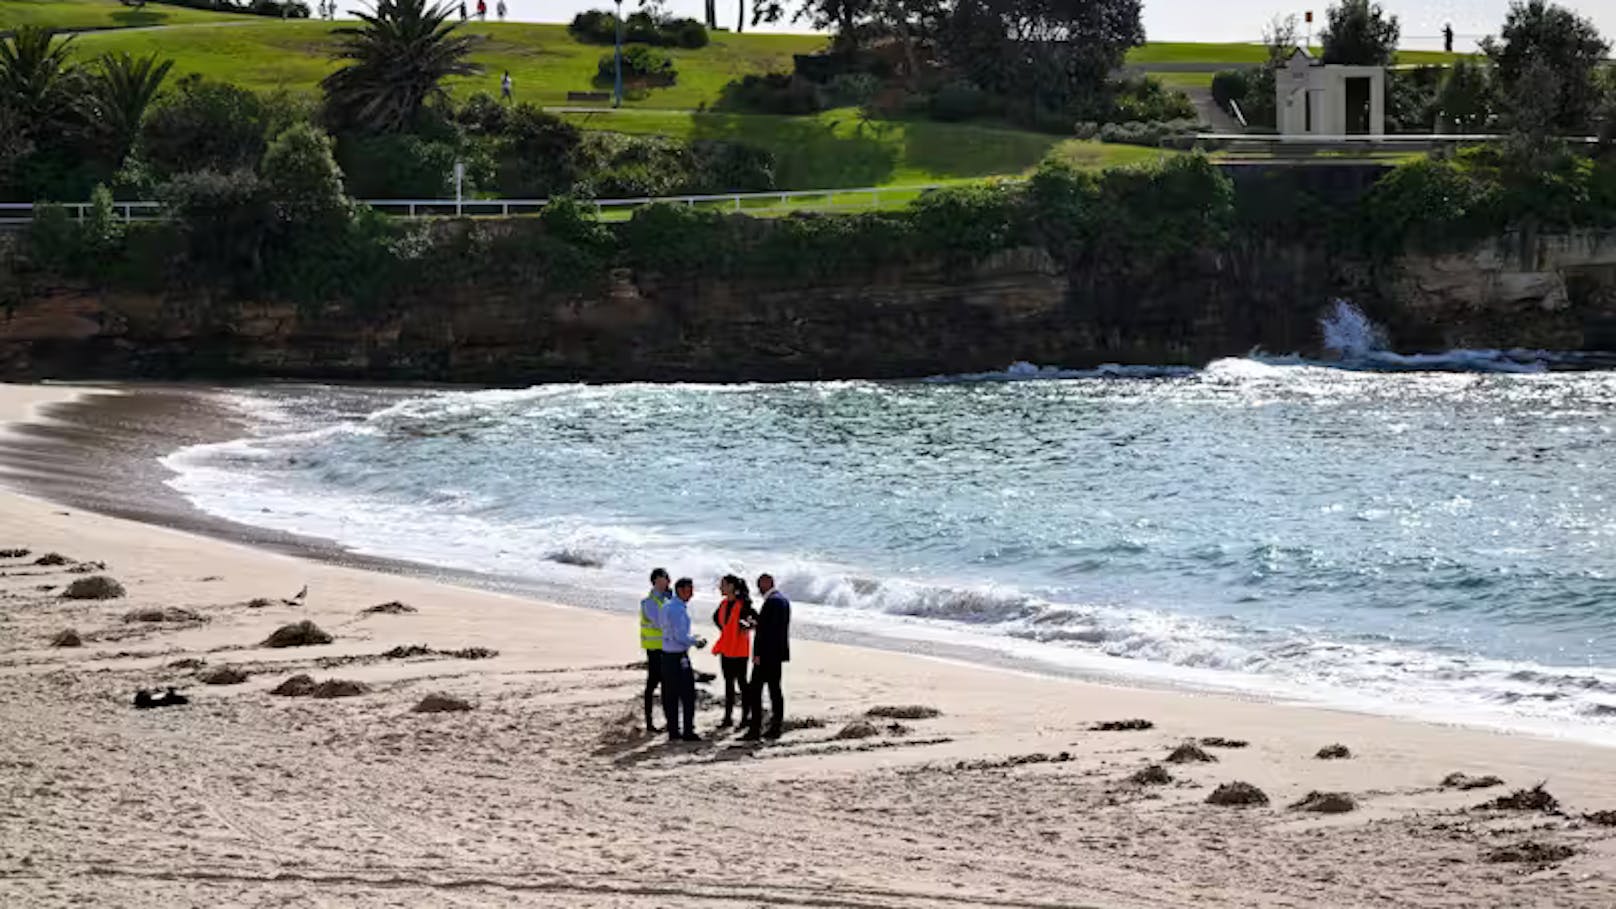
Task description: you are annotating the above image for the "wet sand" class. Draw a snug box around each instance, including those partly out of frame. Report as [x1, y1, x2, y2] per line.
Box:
[2, 382, 1616, 908]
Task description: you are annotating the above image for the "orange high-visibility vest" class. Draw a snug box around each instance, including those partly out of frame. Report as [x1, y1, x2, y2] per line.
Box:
[711, 597, 751, 658]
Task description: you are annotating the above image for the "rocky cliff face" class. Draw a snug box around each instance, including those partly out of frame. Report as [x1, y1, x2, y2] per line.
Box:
[4, 229, 1616, 382]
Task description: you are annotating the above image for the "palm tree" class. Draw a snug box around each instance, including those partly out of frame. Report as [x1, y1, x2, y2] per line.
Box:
[321, 0, 482, 133]
[90, 52, 174, 163]
[0, 26, 80, 124]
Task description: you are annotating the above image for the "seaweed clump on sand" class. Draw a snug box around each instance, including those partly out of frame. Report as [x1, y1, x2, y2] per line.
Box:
[34, 553, 71, 566]
[197, 665, 249, 685]
[1201, 737, 1248, 748]
[1484, 841, 1574, 866]
[263, 621, 333, 648]
[413, 693, 472, 713]
[361, 601, 417, 615]
[1092, 718, 1154, 731]
[1206, 782, 1269, 807]
[1315, 743, 1352, 760]
[1480, 784, 1559, 813]
[1130, 764, 1173, 785]
[1165, 742, 1217, 764]
[866, 705, 941, 720]
[835, 720, 881, 740]
[271, 674, 318, 697]
[1442, 772, 1504, 790]
[310, 679, 370, 699]
[49, 629, 82, 648]
[124, 607, 204, 624]
[62, 576, 125, 600]
[1290, 791, 1357, 813]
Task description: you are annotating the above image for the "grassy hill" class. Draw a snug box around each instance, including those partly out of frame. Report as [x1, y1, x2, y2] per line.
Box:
[0, 0, 251, 30]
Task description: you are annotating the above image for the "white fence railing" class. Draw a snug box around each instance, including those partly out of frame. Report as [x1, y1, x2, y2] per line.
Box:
[0, 183, 971, 226]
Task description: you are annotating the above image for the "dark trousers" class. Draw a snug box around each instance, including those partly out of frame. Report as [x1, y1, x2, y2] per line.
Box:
[642, 649, 663, 730]
[660, 650, 696, 738]
[745, 659, 784, 734]
[720, 655, 749, 722]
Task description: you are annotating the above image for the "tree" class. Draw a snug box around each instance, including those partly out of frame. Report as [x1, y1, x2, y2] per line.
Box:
[87, 52, 174, 168]
[322, 0, 482, 134]
[141, 76, 272, 178]
[1435, 58, 1494, 132]
[942, 0, 1144, 113]
[1319, 0, 1400, 66]
[754, 0, 874, 53]
[0, 26, 80, 125]
[1483, 0, 1609, 133]
[261, 123, 351, 229]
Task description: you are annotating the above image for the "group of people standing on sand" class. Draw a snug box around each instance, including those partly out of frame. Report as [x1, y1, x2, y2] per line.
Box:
[639, 569, 791, 743]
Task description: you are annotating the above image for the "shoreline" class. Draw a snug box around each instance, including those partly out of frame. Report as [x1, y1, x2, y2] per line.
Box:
[4, 382, 1616, 906]
[13, 380, 1615, 746]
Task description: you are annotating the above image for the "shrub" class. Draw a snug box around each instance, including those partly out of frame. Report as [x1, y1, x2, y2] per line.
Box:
[598, 46, 676, 87]
[496, 105, 583, 197]
[1436, 59, 1495, 133]
[569, 10, 706, 48]
[568, 9, 617, 43]
[457, 91, 509, 136]
[1211, 69, 1250, 113]
[824, 72, 880, 107]
[158, 168, 273, 284]
[689, 140, 775, 193]
[1103, 76, 1197, 123]
[140, 76, 270, 180]
[908, 182, 1027, 264]
[261, 123, 351, 229]
[336, 133, 458, 198]
[930, 80, 986, 122]
[717, 73, 823, 115]
[26, 203, 81, 274]
[622, 203, 734, 272]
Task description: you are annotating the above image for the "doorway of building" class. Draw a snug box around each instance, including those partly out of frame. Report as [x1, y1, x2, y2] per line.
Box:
[1344, 77, 1371, 134]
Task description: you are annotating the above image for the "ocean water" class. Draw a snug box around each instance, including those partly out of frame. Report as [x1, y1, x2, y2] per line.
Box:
[161, 305, 1616, 742]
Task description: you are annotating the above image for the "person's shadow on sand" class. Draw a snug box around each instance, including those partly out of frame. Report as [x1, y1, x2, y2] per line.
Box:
[133, 688, 189, 709]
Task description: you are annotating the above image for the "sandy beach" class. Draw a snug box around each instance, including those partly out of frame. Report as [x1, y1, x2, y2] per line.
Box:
[3, 383, 1616, 908]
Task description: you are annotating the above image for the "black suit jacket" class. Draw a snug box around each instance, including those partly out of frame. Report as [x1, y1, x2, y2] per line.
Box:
[754, 591, 791, 664]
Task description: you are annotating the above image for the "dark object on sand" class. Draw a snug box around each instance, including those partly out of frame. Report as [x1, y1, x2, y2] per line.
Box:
[270, 674, 318, 697]
[263, 620, 333, 648]
[362, 601, 417, 615]
[782, 716, 827, 732]
[1583, 810, 1616, 827]
[1484, 840, 1575, 865]
[311, 679, 370, 699]
[1092, 718, 1154, 731]
[381, 644, 498, 660]
[1441, 772, 1504, 790]
[1165, 742, 1217, 763]
[1206, 781, 1269, 806]
[197, 665, 249, 685]
[0, 548, 30, 558]
[547, 550, 605, 568]
[124, 607, 203, 624]
[413, 693, 473, 713]
[68, 561, 107, 574]
[1480, 784, 1559, 813]
[62, 576, 125, 600]
[1201, 736, 1248, 748]
[1315, 743, 1352, 760]
[49, 629, 82, 648]
[1290, 791, 1357, 813]
[867, 705, 942, 720]
[133, 687, 189, 709]
[694, 669, 717, 684]
[245, 598, 275, 609]
[34, 552, 71, 566]
[835, 719, 881, 740]
[883, 722, 911, 736]
[168, 657, 206, 670]
[1130, 764, 1173, 785]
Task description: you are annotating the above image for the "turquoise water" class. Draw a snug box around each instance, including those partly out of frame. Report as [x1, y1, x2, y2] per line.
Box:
[163, 348, 1616, 739]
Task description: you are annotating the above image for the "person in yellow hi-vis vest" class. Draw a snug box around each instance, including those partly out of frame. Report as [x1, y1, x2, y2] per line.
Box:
[639, 568, 673, 734]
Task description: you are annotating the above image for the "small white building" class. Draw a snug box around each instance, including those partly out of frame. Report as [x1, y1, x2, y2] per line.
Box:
[1276, 48, 1385, 136]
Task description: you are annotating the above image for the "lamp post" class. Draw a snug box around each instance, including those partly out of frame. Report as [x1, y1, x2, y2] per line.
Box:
[613, 0, 624, 109]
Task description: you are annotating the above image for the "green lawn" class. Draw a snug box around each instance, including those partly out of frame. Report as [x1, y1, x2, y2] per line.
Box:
[0, 0, 250, 30]
[67, 20, 827, 106]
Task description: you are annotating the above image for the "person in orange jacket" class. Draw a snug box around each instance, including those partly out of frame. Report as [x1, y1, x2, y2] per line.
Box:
[712, 574, 759, 729]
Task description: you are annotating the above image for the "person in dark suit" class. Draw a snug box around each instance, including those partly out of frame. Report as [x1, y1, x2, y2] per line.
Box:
[742, 573, 790, 741]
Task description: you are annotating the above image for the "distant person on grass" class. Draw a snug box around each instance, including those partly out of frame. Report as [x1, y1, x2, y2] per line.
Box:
[658, 577, 707, 743]
[477, 0, 486, 19]
[639, 568, 673, 734]
[501, 70, 513, 102]
[711, 575, 758, 729]
[459, 0, 467, 19]
[742, 573, 790, 741]
[497, 0, 506, 19]
[1443, 22, 1454, 53]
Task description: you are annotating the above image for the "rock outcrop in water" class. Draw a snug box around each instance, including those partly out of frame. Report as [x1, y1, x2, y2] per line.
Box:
[4, 229, 1615, 382]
